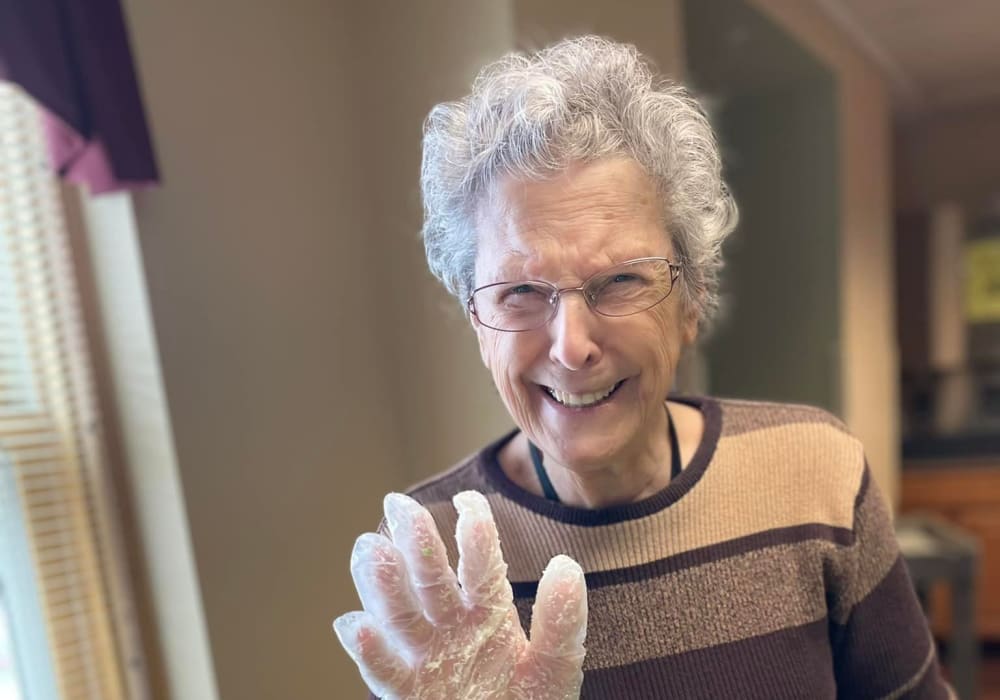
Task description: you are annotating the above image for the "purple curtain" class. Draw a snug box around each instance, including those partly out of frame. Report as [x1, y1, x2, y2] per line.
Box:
[0, 0, 159, 194]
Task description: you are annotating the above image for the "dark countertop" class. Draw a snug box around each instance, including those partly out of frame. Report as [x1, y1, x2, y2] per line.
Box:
[903, 431, 1000, 463]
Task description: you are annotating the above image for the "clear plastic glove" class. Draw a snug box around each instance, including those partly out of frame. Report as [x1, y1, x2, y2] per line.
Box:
[334, 490, 588, 699]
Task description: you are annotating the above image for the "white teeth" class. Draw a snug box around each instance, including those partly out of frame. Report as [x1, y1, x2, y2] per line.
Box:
[546, 382, 618, 407]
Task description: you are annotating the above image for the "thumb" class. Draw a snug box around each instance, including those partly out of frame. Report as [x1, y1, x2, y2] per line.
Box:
[527, 554, 588, 664]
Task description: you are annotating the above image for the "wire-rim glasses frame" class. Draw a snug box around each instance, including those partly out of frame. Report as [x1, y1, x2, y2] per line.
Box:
[467, 256, 683, 332]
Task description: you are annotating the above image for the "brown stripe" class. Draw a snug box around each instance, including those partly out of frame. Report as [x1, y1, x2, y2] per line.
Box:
[880, 647, 954, 700]
[579, 618, 836, 699]
[826, 471, 899, 624]
[878, 642, 938, 700]
[831, 556, 945, 698]
[855, 461, 871, 509]
[516, 539, 834, 668]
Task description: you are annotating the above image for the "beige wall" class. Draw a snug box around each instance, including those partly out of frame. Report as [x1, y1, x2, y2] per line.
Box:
[750, 0, 899, 508]
[513, 0, 685, 78]
[116, 1, 406, 697]
[349, 1, 517, 484]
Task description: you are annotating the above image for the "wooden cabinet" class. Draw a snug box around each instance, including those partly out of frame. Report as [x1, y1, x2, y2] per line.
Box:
[901, 461, 1000, 640]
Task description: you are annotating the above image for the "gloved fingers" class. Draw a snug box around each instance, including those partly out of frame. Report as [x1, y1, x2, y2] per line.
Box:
[527, 554, 588, 663]
[350, 532, 434, 653]
[454, 490, 514, 610]
[333, 610, 414, 698]
[383, 492, 463, 626]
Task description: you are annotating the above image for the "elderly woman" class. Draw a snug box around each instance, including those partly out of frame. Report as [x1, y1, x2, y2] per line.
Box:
[335, 37, 950, 699]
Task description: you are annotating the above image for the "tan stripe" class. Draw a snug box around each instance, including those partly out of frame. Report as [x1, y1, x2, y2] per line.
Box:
[514, 540, 834, 669]
[424, 422, 864, 581]
[826, 479, 900, 624]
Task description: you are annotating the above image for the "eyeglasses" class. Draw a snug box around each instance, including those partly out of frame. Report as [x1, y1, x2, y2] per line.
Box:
[468, 257, 682, 332]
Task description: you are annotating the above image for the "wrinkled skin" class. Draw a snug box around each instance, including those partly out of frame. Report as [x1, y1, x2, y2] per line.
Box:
[335, 491, 588, 699]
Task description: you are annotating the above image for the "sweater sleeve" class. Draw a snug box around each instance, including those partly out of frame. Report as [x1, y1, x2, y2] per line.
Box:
[826, 465, 955, 699]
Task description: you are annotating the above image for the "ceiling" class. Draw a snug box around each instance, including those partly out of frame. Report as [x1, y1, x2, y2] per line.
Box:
[812, 0, 1000, 119]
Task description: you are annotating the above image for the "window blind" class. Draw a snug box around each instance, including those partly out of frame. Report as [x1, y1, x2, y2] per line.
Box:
[0, 81, 139, 700]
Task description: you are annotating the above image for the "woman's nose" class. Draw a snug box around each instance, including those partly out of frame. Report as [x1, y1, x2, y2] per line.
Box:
[548, 294, 602, 371]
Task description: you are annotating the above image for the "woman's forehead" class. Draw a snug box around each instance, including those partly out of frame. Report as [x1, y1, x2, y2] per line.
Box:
[474, 160, 671, 281]
[474, 228, 674, 287]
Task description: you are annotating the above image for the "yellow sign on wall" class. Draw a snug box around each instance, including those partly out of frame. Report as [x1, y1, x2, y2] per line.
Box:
[966, 238, 1000, 323]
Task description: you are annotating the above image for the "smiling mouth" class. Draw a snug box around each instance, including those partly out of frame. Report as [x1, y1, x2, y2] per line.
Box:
[542, 379, 626, 408]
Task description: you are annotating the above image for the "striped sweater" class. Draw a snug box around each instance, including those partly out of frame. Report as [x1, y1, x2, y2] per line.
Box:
[397, 397, 952, 699]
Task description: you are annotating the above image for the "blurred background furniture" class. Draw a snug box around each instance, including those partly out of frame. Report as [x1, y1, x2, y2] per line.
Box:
[897, 513, 981, 699]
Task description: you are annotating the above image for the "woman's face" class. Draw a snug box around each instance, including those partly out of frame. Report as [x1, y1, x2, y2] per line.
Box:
[472, 158, 697, 471]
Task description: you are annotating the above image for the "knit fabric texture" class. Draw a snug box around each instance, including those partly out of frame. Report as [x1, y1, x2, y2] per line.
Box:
[384, 397, 953, 699]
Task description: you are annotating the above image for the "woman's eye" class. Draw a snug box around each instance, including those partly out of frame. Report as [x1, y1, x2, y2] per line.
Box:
[510, 284, 537, 294]
[498, 284, 546, 303]
[612, 273, 639, 283]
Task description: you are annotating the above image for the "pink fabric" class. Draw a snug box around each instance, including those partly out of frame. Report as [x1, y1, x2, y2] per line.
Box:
[1, 0, 160, 194]
[42, 109, 156, 195]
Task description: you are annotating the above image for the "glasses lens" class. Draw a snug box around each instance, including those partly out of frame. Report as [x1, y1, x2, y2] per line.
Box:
[587, 259, 675, 316]
[472, 281, 554, 331]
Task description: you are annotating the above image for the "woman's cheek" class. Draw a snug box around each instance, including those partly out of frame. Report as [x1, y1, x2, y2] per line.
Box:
[482, 334, 533, 419]
[638, 323, 682, 399]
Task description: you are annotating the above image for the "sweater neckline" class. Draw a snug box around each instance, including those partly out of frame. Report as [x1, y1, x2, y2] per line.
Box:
[480, 395, 722, 526]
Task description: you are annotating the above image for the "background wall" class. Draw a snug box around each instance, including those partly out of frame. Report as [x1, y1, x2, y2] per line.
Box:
[512, 0, 685, 77]
[685, 0, 841, 417]
[705, 82, 841, 410]
[896, 98, 1000, 214]
[750, 0, 898, 507]
[349, 1, 516, 483]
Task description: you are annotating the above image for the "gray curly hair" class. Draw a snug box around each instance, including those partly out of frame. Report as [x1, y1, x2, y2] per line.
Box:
[420, 35, 738, 331]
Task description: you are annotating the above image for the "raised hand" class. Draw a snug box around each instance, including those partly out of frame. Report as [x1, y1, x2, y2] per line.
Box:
[334, 490, 588, 699]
